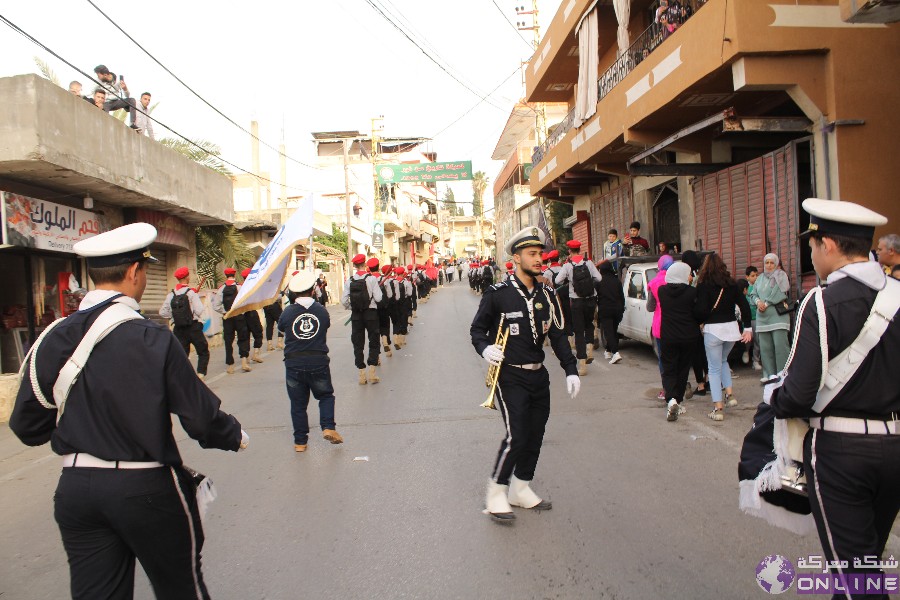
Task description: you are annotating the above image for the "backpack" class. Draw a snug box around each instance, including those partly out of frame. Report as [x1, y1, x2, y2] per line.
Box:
[377, 277, 392, 307]
[397, 280, 407, 301]
[222, 284, 238, 311]
[572, 262, 595, 297]
[170, 290, 194, 326]
[349, 276, 371, 311]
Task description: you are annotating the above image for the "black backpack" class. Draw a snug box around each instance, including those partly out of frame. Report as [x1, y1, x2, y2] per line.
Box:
[349, 276, 371, 311]
[170, 290, 194, 326]
[222, 284, 238, 311]
[572, 262, 595, 297]
[397, 280, 407, 301]
[377, 277, 392, 307]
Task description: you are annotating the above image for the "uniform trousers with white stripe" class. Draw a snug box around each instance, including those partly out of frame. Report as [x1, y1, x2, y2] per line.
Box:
[55, 466, 210, 600]
[804, 429, 900, 600]
[492, 366, 551, 486]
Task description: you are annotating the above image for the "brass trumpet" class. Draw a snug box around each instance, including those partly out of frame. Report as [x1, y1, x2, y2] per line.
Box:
[482, 314, 509, 410]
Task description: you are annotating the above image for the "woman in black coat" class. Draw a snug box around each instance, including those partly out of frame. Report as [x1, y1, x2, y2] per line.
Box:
[657, 261, 699, 421]
[595, 260, 626, 364]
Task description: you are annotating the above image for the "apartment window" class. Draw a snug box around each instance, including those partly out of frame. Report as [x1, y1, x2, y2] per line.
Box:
[463, 226, 471, 234]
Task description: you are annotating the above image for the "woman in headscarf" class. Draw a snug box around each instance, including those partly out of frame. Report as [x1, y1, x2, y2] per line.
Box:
[646, 254, 675, 399]
[750, 253, 791, 381]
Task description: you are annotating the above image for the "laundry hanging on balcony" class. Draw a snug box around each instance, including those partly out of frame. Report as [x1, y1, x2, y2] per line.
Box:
[574, 5, 599, 129]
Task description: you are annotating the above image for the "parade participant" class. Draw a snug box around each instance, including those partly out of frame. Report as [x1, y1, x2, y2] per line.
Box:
[769, 199, 899, 593]
[342, 254, 383, 384]
[10, 223, 248, 600]
[471, 227, 580, 522]
[264, 293, 285, 351]
[505, 261, 515, 280]
[407, 264, 419, 319]
[278, 270, 344, 453]
[377, 264, 395, 358]
[159, 266, 210, 379]
[469, 261, 480, 293]
[213, 267, 252, 373]
[554, 240, 603, 375]
[545, 249, 572, 340]
[480, 259, 495, 293]
[314, 274, 329, 305]
[241, 268, 266, 364]
[390, 266, 412, 348]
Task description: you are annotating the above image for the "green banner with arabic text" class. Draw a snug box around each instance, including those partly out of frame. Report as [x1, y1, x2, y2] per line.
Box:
[377, 161, 473, 184]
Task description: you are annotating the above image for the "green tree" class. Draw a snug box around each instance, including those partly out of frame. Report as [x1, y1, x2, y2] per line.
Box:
[472, 171, 489, 217]
[314, 223, 348, 257]
[442, 187, 458, 216]
[159, 138, 233, 177]
[546, 200, 573, 248]
[195, 225, 256, 288]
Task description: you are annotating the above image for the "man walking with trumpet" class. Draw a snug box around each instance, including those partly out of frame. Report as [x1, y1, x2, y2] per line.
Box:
[470, 227, 580, 523]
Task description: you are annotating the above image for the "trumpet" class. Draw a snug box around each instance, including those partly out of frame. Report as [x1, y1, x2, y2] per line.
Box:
[482, 314, 509, 410]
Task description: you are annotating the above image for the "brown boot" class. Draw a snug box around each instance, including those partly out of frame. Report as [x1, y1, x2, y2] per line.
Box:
[577, 359, 587, 376]
[294, 444, 307, 452]
[251, 348, 264, 363]
[226, 364, 235, 375]
[323, 429, 343, 444]
[382, 336, 393, 357]
[359, 369, 368, 385]
[276, 338, 284, 349]
[367, 365, 380, 384]
[241, 358, 252, 372]
[586, 345, 594, 365]
[393, 335, 401, 350]
[267, 341, 275, 351]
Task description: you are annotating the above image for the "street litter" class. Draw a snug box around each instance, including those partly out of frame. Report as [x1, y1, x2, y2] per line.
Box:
[353, 456, 370, 462]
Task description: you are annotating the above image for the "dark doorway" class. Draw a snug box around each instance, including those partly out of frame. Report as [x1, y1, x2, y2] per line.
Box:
[653, 183, 681, 253]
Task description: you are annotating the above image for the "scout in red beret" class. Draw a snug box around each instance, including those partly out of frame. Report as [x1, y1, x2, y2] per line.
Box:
[173, 266, 189, 280]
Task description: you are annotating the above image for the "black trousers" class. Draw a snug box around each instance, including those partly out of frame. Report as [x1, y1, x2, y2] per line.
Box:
[264, 304, 283, 341]
[173, 321, 210, 376]
[55, 467, 210, 600]
[558, 289, 573, 336]
[492, 366, 551, 485]
[351, 309, 380, 369]
[803, 429, 900, 600]
[660, 339, 695, 403]
[222, 315, 249, 364]
[244, 310, 264, 349]
[377, 305, 392, 338]
[598, 314, 621, 354]
[569, 297, 596, 360]
[692, 335, 708, 385]
[391, 301, 409, 335]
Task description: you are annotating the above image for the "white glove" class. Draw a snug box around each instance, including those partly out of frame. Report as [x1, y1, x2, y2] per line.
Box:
[239, 429, 250, 451]
[482, 345, 505, 366]
[566, 375, 581, 399]
[763, 376, 783, 405]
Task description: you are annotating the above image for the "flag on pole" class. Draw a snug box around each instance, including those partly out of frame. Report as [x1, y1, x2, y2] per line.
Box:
[537, 199, 555, 251]
[224, 197, 314, 318]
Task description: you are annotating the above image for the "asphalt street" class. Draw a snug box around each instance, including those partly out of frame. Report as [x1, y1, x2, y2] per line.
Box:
[1, 280, 896, 599]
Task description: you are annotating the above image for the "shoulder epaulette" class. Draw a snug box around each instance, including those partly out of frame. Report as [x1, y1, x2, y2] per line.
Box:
[488, 282, 508, 292]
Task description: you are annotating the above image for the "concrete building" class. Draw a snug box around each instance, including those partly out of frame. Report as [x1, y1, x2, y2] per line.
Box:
[527, 0, 899, 295]
[0, 74, 234, 420]
[447, 216, 496, 259]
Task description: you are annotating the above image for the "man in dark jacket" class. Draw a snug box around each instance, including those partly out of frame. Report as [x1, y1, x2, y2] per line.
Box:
[595, 260, 625, 364]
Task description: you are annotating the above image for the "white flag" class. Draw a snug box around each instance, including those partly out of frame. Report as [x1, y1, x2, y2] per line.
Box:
[224, 198, 314, 318]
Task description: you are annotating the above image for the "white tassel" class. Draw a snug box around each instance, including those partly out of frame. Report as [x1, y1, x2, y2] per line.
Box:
[195, 476, 217, 526]
[739, 481, 817, 536]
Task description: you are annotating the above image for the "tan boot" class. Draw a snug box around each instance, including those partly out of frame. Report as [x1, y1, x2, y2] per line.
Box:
[323, 429, 343, 444]
[251, 348, 264, 363]
[197, 373, 206, 381]
[294, 444, 307, 453]
[577, 359, 587, 376]
[393, 335, 401, 350]
[226, 364, 235, 375]
[241, 357, 252, 372]
[276, 338, 284, 349]
[586, 345, 594, 365]
[267, 341, 275, 351]
[400, 334, 407, 347]
[382, 336, 393, 357]
[367, 365, 380, 384]
[359, 369, 368, 385]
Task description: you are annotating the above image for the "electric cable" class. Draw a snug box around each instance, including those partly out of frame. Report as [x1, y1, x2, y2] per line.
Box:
[431, 66, 532, 139]
[491, 0, 536, 50]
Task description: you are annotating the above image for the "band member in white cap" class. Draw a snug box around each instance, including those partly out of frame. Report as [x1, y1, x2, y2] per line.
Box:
[10, 222, 248, 600]
[471, 226, 580, 523]
[278, 270, 343, 453]
[771, 199, 899, 591]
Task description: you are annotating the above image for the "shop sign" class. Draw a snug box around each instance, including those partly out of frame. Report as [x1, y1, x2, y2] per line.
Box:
[377, 161, 473, 184]
[2, 192, 101, 253]
[134, 209, 191, 250]
[373, 221, 383, 249]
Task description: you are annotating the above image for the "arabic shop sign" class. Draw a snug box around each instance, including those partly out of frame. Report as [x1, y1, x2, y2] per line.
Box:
[2, 192, 102, 253]
[377, 161, 473, 184]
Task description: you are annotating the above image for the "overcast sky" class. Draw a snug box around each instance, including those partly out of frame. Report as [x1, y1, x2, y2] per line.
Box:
[1, 0, 562, 215]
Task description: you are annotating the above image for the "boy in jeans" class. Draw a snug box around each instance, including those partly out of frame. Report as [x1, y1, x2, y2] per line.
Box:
[743, 266, 761, 370]
[603, 228, 623, 273]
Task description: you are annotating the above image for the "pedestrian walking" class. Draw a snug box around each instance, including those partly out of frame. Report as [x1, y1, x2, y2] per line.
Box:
[751, 254, 792, 382]
[595, 259, 625, 364]
[471, 227, 580, 522]
[241, 268, 266, 364]
[10, 223, 248, 600]
[159, 266, 210, 380]
[213, 267, 252, 374]
[341, 255, 383, 384]
[646, 255, 675, 398]
[278, 271, 344, 453]
[771, 198, 899, 591]
[682, 250, 709, 397]
[553, 239, 603, 375]
[657, 262, 700, 421]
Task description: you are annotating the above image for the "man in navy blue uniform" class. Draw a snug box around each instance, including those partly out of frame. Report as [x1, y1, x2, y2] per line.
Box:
[279, 270, 344, 453]
[10, 222, 248, 600]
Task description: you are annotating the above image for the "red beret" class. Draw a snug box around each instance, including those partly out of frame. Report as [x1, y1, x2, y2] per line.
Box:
[366, 257, 379, 269]
[505, 262, 513, 269]
[352, 254, 366, 265]
[406, 264, 414, 270]
[548, 249, 559, 260]
[223, 267, 236, 276]
[241, 268, 251, 279]
[566, 240, 582, 250]
[173, 267, 189, 279]
[394, 266, 405, 275]
[481, 260, 489, 265]
[381, 264, 392, 275]
[541, 252, 549, 262]
[541, 265, 548, 272]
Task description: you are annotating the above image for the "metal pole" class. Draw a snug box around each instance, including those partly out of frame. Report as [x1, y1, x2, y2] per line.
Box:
[343, 138, 353, 266]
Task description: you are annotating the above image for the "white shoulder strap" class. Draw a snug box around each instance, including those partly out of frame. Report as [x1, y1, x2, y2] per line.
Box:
[813, 278, 900, 413]
[51, 302, 143, 422]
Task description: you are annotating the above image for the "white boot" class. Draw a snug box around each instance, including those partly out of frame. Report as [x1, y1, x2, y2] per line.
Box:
[485, 480, 515, 521]
[508, 475, 552, 510]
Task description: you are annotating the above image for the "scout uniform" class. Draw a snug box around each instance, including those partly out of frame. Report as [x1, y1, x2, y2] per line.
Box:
[212, 267, 251, 373]
[159, 266, 210, 378]
[240, 268, 265, 364]
[341, 254, 383, 384]
[553, 240, 603, 374]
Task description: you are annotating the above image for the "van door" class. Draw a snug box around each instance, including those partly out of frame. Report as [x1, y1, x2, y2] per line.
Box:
[619, 269, 647, 342]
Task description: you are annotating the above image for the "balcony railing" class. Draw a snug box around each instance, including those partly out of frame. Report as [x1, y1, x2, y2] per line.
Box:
[532, 0, 706, 168]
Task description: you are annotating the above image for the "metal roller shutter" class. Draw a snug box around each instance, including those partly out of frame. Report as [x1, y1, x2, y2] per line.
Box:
[140, 249, 168, 323]
[589, 182, 633, 259]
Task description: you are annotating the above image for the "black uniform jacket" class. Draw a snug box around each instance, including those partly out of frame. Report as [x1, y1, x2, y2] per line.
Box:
[10, 298, 242, 463]
[772, 266, 900, 420]
[471, 277, 578, 377]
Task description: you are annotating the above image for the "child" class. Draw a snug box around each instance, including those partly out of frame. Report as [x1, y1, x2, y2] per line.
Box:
[744, 266, 761, 370]
[603, 229, 623, 273]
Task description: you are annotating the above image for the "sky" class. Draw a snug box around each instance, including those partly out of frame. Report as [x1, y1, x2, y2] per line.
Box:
[0, 0, 563, 216]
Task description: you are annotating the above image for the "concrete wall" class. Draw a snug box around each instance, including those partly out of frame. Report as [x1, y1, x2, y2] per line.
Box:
[0, 75, 233, 226]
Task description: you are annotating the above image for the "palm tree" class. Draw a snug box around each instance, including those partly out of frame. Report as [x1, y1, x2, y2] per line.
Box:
[33, 56, 60, 85]
[195, 225, 257, 288]
[472, 171, 489, 217]
[159, 138, 233, 177]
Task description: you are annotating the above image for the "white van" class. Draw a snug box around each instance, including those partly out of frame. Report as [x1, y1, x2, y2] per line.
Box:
[617, 262, 659, 349]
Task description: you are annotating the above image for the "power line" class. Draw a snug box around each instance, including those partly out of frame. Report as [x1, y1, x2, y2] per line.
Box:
[0, 14, 331, 196]
[431, 67, 531, 139]
[83, 0, 324, 171]
[491, 0, 536, 50]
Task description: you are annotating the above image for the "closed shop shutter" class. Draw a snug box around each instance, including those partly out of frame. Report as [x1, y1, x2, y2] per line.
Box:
[589, 181, 633, 258]
[140, 249, 168, 323]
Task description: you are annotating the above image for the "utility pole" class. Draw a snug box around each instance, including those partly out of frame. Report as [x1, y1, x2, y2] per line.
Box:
[517, 0, 547, 145]
[343, 138, 353, 266]
[371, 115, 384, 261]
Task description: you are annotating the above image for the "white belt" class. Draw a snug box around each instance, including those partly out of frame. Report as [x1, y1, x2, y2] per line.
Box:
[508, 363, 543, 370]
[62, 453, 164, 469]
[810, 417, 897, 435]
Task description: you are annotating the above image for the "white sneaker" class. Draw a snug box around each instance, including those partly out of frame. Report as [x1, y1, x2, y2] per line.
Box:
[603, 351, 612, 360]
[760, 375, 771, 383]
[609, 352, 622, 364]
[666, 399, 679, 422]
[741, 352, 750, 365]
[753, 361, 762, 371]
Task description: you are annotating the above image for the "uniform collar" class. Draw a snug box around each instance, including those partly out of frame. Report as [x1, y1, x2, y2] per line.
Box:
[356, 270, 367, 276]
[79, 289, 141, 311]
[570, 255, 583, 263]
[175, 283, 190, 290]
[549, 262, 560, 267]
[294, 297, 315, 308]
[224, 278, 236, 285]
[826, 260, 887, 290]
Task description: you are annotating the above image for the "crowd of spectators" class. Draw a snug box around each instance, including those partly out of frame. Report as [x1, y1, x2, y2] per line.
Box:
[66, 64, 155, 140]
[634, 0, 702, 66]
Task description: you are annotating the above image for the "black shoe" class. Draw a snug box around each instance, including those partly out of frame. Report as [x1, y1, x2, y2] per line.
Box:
[694, 385, 707, 397]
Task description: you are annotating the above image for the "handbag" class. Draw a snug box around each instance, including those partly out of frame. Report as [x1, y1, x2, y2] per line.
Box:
[700, 288, 724, 332]
[774, 300, 798, 315]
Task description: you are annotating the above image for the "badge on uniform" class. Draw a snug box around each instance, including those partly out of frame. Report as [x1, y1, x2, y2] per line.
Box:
[509, 323, 520, 336]
[535, 302, 544, 310]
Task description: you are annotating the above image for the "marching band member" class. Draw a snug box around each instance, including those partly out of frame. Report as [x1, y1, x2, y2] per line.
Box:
[470, 227, 580, 523]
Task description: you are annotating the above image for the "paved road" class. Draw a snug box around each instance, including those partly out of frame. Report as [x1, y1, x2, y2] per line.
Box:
[1, 281, 895, 598]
